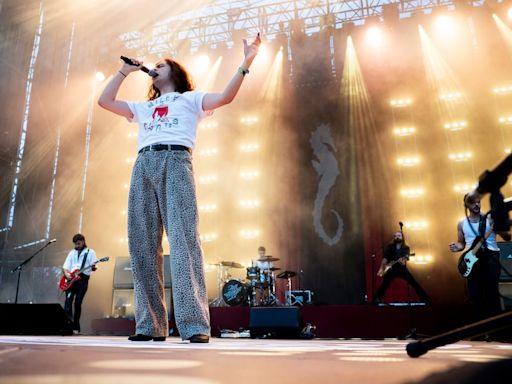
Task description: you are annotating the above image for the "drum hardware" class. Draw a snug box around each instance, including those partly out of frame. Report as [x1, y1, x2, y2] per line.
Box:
[222, 279, 250, 306]
[277, 271, 297, 306]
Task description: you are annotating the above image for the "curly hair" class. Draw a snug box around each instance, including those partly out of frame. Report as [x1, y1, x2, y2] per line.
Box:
[147, 58, 195, 100]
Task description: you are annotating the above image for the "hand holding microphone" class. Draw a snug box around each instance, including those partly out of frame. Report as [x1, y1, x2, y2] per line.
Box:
[120, 56, 157, 78]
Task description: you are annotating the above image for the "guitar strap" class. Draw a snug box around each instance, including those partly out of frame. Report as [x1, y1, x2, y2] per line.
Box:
[478, 215, 487, 250]
[79, 249, 90, 271]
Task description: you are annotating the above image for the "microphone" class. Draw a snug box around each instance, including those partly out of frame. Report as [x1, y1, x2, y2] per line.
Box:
[399, 222, 403, 228]
[120, 56, 158, 78]
[48, 238, 57, 244]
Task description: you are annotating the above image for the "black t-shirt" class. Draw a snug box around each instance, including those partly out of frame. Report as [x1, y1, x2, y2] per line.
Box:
[384, 243, 410, 262]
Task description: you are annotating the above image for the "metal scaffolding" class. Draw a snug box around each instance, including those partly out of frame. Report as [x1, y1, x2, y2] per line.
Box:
[118, 0, 487, 57]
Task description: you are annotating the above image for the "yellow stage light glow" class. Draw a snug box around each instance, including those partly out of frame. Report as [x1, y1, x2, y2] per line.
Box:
[400, 188, 424, 198]
[199, 56, 223, 91]
[443, 121, 467, 131]
[198, 175, 218, 184]
[506, 148, 511, 154]
[240, 170, 260, 180]
[125, 157, 136, 164]
[366, 26, 385, 46]
[198, 148, 218, 157]
[240, 143, 260, 152]
[200, 233, 218, 242]
[240, 229, 261, 239]
[191, 53, 211, 75]
[454, 183, 476, 193]
[390, 98, 412, 107]
[198, 203, 217, 212]
[492, 85, 512, 95]
[397, 156, 420, 167]
[404, 221, 428, 231]
[439, 92, 462, 101]
[199, 121, 218, 130]
[240, 116, 259, 125]
[239, 200, 261, 209]
[508, 7, 512, 20]
[95, 72, 105, 82]
[434, 15, 457, 36]
[498, 116, 512, 125]
[393, 127, 416, 136]
[448, 152, 472, 162]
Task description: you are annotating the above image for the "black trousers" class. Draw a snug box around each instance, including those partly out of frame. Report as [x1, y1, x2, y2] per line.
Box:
[467, 250, 502, 321]
[64, 275, 89, 331]
[375, 265, 430, 303]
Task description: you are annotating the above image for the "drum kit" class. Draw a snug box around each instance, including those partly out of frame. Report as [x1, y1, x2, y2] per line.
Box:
[210, 256, 298, 307]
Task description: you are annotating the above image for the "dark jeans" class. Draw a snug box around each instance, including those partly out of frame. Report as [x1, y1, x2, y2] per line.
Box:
[467, 249, 502, 321]
[64, 274, 89, 331]
[374, 265, 430, 303]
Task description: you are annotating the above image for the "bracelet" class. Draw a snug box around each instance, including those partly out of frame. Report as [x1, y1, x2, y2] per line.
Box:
[238, 67, 249, 76]
[118, 71, 127, 77]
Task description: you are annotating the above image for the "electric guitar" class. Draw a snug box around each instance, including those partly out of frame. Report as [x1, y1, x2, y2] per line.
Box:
[59, 256, 109, 291]
[381, 255, 410, 276]
[457, 226, 494, 278]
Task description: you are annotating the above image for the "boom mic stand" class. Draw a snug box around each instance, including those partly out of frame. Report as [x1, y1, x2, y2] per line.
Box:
[10, 239, 56, 304]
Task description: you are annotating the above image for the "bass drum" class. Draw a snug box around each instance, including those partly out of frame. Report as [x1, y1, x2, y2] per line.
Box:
[222, 279, 250, 306]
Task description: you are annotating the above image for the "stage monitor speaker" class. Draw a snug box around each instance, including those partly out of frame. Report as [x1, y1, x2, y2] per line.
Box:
[497, 242, 512, 282]
[249, 307, 301, 339]
[0, 303, 73, 335]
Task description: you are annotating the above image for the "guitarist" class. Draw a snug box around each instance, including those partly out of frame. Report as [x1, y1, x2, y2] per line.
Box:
[373, 231, 431, 305]
[449, 194, 509, 320]
[62, 234, 98, 334]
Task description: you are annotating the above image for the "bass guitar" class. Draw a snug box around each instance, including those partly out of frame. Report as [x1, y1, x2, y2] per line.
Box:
[457, 226, 494, 278]
[59, 256, 109, 291]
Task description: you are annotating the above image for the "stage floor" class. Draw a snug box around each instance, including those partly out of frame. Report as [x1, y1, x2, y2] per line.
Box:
[0, 336, 511, 384]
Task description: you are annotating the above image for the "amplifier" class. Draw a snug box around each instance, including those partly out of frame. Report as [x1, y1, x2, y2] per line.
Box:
[497, 242, 512, 282]
[112, 288, 172, 318]
[285, 290, 313, 306]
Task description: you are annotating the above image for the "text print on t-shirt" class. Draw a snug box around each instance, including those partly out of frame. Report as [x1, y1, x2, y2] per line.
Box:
[143, 94, 180, 132]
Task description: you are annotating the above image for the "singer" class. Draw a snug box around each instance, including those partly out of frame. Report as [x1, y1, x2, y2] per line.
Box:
[98, 33, 261, 343]
[62, 234, 98, 334]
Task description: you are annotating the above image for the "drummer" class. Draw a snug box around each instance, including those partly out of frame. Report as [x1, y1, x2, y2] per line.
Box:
[255, 246, 273, 273]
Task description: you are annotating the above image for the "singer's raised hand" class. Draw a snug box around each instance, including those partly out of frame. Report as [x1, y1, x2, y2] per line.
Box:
[243, 33, 261, 65]
[121, 58, 143, 75]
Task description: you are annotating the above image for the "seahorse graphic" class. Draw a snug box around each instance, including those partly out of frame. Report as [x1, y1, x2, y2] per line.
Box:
[310, 123, 344, 246]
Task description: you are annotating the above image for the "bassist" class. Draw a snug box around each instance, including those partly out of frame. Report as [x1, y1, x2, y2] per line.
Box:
[62, 234, 98, 334]
[449, 194, 509, 320]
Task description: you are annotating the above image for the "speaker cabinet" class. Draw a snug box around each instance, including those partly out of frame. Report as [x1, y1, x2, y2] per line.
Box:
[498, 242, 512, 282]
[112, 288, 172, 318]
[249, 307, 301, 339]
[0, 303, 73, 335]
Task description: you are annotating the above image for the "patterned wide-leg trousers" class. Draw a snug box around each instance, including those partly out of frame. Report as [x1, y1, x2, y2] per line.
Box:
[127, 149, 210, 340]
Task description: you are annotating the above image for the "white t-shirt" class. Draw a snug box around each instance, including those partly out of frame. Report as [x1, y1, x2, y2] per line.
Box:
[62, 248, 98, 276]
[126, 91, 209, 151]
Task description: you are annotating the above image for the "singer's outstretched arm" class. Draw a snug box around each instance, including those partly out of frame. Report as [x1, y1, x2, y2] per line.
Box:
[98, 61, 141, 118]
[202, 33, 261, 111]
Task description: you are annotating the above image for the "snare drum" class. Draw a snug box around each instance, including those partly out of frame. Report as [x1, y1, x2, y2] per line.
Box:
[222, 279, 250, 306]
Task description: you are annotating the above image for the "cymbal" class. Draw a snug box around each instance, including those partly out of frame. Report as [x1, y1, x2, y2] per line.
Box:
[277, 271, 296, 279]
[257, 255, 280, 262]
[220, 261, 244, 269]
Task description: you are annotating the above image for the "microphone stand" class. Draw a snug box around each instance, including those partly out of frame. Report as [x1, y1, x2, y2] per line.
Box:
[10, 240, 55, 304]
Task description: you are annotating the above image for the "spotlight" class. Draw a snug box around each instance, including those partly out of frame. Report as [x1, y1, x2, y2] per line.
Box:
[393, 127, 416, 136]
[366, 26, 384, 46]
[390, 98, 412, 107]
[397, 156, 420, 167]
[448, 152, 472, 162]
[439, 92, 462, 101]
[434, 15, 456, 35]
[454, 183, 476, 193]
[95, 72, 105, 82]
[443, 121, 467, 131]
[404, 221, 428, 231]
[400, 188, 424, 198]
[498, 116, 512, 125]
[200, 233, 218, 242]
[508, 7, 512, 20]
[192, 54, 211, 74]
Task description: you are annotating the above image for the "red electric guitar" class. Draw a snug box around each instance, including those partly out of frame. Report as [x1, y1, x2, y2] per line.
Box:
[59, 256, 109, 291]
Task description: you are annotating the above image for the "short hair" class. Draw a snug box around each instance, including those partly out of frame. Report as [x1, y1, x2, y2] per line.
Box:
[72, 233, 85, 243]
[258, 246, 266, 252]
